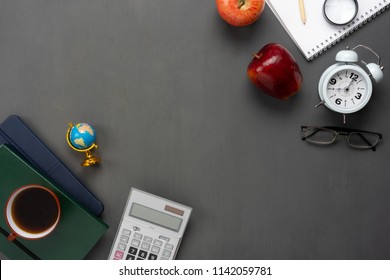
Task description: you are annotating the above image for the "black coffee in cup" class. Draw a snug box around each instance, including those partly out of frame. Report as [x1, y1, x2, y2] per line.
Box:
[11, 187, 59, 234]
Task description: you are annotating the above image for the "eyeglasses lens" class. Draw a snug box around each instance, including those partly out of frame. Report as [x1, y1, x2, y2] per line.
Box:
[303, 128, 337, 144]
[347, 132, 380, 148]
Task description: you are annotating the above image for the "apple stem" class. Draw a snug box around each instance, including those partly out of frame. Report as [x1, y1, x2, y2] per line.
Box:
[252, 53, 261, 59]
[238, 0, 245, 9]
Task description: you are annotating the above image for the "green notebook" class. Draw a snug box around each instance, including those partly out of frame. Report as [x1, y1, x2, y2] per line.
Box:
[0, 144, 108, 259]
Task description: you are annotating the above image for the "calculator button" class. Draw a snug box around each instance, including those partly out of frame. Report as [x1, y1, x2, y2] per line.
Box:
[148, 254, 158, 260]
[138, 250, 148, 258]
[134, 233, 143, 240]
[122, 229, 131, 236]
[151, 245, 160, 254]
[141, 242, 150, 251]
[160, 257, 169, 260]
[128, 246, 138, 255]
[117, 243, 127, 251]
[126, 254, 135, 260]
[114, 250, 124, 259]
[165, 243, 174, 250]
[159, 235, 170, 242]
[153, 239, 163, 246]
[136, 258, 144, 260]
[162, 249, 171, 258]
[119, 235, 129, 243]
[131, 239, 140, 247]
[143, 236, 153, 243]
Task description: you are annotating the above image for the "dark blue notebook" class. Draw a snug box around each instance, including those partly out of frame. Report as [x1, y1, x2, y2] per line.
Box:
[0, 115, 104, 216]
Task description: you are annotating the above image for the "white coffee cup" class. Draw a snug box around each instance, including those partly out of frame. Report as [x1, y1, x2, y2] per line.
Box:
[5, 185, 61, 241]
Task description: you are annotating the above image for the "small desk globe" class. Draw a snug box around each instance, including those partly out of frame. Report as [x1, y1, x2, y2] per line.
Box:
[66, 122, 101, 167]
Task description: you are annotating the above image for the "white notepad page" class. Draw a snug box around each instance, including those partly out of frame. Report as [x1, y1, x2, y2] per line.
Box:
[266, 0, 389, 60]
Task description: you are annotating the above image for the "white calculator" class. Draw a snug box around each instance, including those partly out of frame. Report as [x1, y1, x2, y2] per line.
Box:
[108, 187, 192, 260]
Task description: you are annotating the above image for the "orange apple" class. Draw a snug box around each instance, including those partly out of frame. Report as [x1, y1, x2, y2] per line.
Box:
[216, 0, 265, 27]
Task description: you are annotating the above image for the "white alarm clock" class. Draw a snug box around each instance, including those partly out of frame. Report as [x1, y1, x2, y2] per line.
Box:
[317, 45, 384, 122]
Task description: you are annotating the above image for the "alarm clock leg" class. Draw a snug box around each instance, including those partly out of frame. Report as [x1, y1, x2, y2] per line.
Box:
[315, 100, 325, 108]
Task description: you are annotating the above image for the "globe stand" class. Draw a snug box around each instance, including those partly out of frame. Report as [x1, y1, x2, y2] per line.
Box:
[81, 149, 101, 167]
[66, 123, 101, 167]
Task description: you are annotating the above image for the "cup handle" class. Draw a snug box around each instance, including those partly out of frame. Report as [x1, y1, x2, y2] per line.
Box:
[7, 232, 17, 241]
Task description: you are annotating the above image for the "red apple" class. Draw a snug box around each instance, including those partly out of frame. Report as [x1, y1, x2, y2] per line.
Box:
[216, 0, 265, 27]
[247, 43, 303, 100]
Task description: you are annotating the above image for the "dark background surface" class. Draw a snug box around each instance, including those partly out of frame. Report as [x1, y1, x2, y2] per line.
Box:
[0, 0, 389, 259]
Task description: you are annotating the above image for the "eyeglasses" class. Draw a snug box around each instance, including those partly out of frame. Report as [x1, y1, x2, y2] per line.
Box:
[301, 126, 382, 151]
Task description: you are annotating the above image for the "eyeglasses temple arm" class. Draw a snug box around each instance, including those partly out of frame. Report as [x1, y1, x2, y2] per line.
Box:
[301, 128, 320, 140]
[355, 133, 376, 151]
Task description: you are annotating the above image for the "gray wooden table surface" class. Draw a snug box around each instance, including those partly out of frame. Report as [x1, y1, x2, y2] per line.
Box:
[0, 0, 389, 259]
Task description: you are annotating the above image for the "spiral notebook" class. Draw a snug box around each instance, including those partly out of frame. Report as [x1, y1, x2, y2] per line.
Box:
[266, 0, 390, 60]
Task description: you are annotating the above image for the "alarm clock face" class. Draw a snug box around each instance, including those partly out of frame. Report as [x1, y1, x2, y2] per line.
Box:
[319, 64, 373, 114]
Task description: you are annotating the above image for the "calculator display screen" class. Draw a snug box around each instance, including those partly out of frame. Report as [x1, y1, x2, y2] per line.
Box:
[129, 203, 182, 232]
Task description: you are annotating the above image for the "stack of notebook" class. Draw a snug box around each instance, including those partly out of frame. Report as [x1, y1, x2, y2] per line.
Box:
[0, 115, 108, 259]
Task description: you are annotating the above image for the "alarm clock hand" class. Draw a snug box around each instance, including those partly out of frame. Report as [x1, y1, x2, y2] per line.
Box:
[344, 79, 354, 91]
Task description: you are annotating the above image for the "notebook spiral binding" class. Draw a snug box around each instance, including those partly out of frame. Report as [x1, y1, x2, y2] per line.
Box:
[308, 0, 389, 60]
